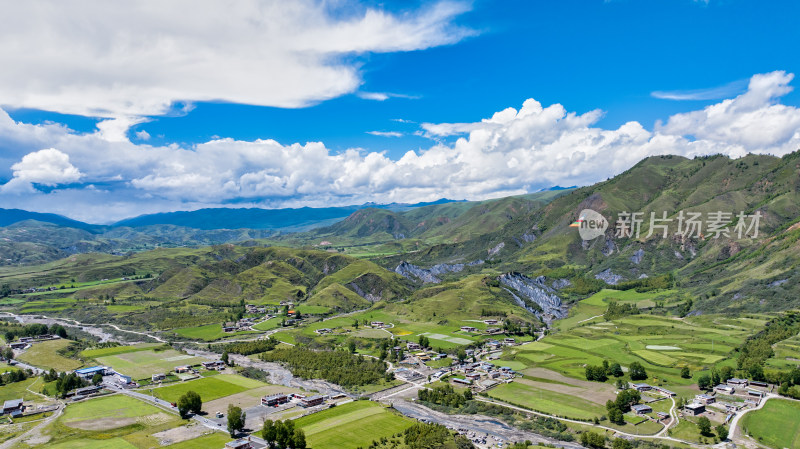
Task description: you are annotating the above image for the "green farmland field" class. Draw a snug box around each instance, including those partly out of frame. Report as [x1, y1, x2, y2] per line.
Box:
[295, 400, 414, 449]
[16, 339, 82, 371]
[96, 349, 206, 379]
[488, 381, 606, 420]
[740, 399, 800, 449]
[150, 376, 251, 403]
[61, 394, 161, 423]
[172, 323, 259, 341]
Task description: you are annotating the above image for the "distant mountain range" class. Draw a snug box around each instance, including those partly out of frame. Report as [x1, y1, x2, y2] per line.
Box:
[111, 198, 462, 230]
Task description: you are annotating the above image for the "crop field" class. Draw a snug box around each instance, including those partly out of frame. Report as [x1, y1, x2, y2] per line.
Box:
[49, 438, 138, 449]
[554, 289, 682, 331]
[488, 378, 608, 420]
[252, 318, 281, 331]
[81, 343, 164, 359]
[16, 339, 82, 371]
[171, 323, 260, 341]
[497, 313, 765, 414]
[295, 400, 414, 449]
[740, 399, 800, 449]
[767, 332, 800, 370]
[96, 349, 206, 379]
[62, 395, 162, 426]
[274, 308, 492, 349]
[150, 375, 256, 403]
[160, 432, 230, 449]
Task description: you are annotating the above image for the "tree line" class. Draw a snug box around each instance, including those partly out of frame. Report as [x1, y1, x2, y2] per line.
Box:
[259, 347, 389, 387]
[262, 419, 307, 449]
[417, 384, 472, 408]
[215, 337, 278, 356]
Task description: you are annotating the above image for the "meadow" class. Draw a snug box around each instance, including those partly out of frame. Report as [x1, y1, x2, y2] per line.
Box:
[295, 400, 414, 449]
[171, 323, 260, 341]
[61, 394, 162, 424]
[740, 399, 800, 449]
[490, 312, 767, 424]
[16, 339, 82, 371]
[150, 375, 257, 403]
[96, 349, 206, 380]
[81, 343, 164, 359]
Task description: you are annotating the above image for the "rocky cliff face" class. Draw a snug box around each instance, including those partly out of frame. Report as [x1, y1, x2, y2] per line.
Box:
[497, 273, 567, 323]
[395, 260, 484, 284]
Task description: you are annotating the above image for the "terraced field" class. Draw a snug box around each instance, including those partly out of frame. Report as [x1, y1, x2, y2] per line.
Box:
[495, 313, 766, 419]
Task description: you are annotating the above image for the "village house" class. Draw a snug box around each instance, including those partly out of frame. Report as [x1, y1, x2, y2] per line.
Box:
[202, 361, 225, 370]
[152, 373, 166, 382]
[225, 438, 253, 449]
[727, 378, 749, 387]
[75, 366, 106, 379]
[714, 384, 735, 394]
[116, 373, 133, 385]
[653, 386, 676, 396]
[299, 395, 325, 408]
[74, 385, 101, 397]
[695, 394, 715, 404]
[631, 383, 652, 392]
[684, 403, 705, 415]
[632, 404, 652, 414]
[460, 326, 478, 333]
[175, 365, 191, 373]
[262, 393, 289, 407]
[2, 399, 24, 416]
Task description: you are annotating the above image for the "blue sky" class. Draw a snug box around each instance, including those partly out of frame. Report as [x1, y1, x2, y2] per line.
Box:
[9, 0, 800, 155]
[2, 0, 800, 222]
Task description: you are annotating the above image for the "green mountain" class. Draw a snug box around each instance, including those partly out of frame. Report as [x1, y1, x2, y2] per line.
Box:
[381, 152, 800, 313]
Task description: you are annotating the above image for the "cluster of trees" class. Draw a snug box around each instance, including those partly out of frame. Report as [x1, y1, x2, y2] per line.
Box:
[260, 347, 389, 387]
[502, 320, 537, 337]
[0, 346, 13, 361]
[696, 367, 733, 390]
[738, 312, 800, 381]
[418, 384, 472, 408]
[0, 367, 30, 386]
[401, 423, 474, 449]
[1, 323, 67, 341]
[585, 360, 624, 381]
[417, 335, 431, 349]
[177, 391, 202, 418]
[52, 372, 87, 398]
[629, 361, 648, 380]
[611, 273, 674, 293]
[227, 404, 246, 437]
[605, 389, 641, 425]
[579, 431, 606, 448]
[695, 417, 729, 440]
[603, 301, 639, 321]
[479, 308, 507, 317]
[777, 367, 800, 399]
[262, 419, 307, 449]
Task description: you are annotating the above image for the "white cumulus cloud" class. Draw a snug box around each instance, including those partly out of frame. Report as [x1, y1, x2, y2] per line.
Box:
[1, 148, 83, 193]
[0, 0, 471, 140]
[1, 71, 799, 223]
